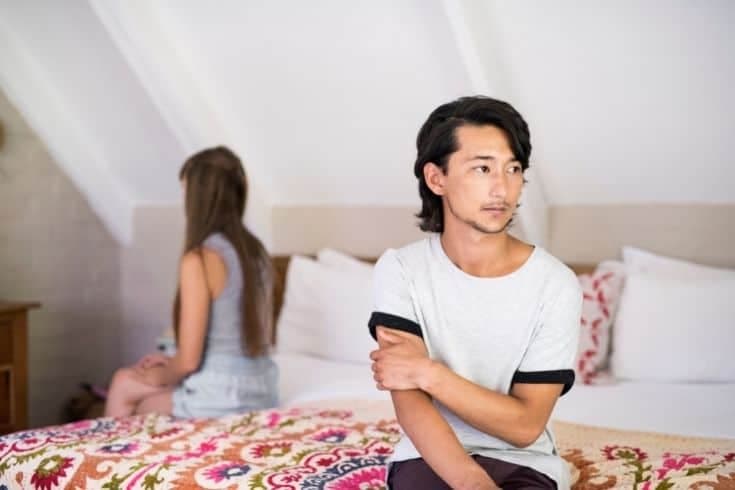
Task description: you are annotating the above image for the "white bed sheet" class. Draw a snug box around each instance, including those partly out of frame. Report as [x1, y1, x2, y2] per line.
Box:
[276, 353, 735, 439]
[552, 380, 735, 439]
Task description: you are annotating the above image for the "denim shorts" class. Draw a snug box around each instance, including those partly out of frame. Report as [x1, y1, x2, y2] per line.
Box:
[172, 355, 278, 418]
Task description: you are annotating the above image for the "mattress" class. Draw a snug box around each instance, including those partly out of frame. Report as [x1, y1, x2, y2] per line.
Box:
[553, 378, 735, 439]
[276, 352, 735, 439]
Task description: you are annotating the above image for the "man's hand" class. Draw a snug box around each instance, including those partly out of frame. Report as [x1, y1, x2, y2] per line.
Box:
[370, 327, 431, 391]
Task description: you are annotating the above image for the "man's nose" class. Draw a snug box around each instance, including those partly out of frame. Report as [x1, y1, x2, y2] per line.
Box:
[489, 171, 507, 200]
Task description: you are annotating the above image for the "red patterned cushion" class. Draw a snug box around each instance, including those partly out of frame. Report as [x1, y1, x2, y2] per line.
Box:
[575, 262, 625, 384]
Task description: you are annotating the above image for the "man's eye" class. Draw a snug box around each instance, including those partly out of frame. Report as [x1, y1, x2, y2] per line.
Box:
[508, 166, 522, 174]
[474, 166, 490, 174]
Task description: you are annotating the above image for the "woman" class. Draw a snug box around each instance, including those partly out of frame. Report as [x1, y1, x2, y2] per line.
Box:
[105, 146, 277, 418]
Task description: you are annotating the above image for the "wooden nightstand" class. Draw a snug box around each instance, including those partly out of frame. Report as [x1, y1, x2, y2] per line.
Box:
[0, 301, 40, 435]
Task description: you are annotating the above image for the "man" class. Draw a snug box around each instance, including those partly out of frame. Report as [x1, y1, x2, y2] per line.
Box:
[369, 96, 581, 489]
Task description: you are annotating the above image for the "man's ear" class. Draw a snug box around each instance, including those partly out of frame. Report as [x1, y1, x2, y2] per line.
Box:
[424, 162, 446, 196]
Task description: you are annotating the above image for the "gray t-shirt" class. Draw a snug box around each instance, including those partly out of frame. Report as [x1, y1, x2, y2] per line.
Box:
[368, 234, 581, 487]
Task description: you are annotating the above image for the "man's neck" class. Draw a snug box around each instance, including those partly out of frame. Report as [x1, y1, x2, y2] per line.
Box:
[439, 224, 523, 278]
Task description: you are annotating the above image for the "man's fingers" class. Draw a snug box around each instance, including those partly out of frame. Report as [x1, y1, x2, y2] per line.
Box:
[377, 327, 404, 343]
[380, 327, 419, 341]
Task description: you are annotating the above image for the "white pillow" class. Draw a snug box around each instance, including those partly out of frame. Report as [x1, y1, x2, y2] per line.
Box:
[317, 248, 374, 274]
[276, 255, 374, 364]
[622, 246, 735, 280]
[611, 273, 735, 382]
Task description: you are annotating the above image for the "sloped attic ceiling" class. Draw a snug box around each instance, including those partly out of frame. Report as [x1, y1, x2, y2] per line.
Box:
[0, 1, 732, 245]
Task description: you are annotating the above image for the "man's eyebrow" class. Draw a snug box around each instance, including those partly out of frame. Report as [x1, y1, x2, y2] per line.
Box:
[466, 154, 519, 163]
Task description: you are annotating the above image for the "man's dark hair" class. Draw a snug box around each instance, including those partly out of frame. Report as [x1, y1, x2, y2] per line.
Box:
[414, 96, 531, 232]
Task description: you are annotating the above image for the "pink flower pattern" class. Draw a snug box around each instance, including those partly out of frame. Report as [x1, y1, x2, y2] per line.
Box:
[329, 467, 386, 490]
[601, 446, 733, 489]
[1, 408, 734, 489]
[576, 266, 625, 384]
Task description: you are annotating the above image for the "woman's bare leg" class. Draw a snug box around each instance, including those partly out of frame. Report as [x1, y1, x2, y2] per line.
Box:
[104, 367, 169, 417]
[135, 390, 174, 415]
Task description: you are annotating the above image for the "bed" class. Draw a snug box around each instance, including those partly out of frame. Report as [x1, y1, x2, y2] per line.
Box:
[1, 249, 733, 489]
[275, 352, 735, 489]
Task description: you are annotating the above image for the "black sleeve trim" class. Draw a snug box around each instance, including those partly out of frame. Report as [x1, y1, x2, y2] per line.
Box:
[511, 369, 575, 396]
[368, 312, 423, 341]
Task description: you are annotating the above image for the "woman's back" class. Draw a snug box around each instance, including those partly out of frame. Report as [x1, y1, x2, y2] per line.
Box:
[171, 232, 278, 417]
[200, 233, 246, 359]
[105, 146, 276, 420]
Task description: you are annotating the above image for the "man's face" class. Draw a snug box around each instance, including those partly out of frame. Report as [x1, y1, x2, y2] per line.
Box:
[428, 124, 525, 235]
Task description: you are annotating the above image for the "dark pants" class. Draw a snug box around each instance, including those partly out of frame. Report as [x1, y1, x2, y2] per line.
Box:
[388, 455, 557, 489]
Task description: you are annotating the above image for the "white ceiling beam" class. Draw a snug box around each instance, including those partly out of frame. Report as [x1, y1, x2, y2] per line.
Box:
[90, 0, 274, 247]
[0, 14, 133, 244]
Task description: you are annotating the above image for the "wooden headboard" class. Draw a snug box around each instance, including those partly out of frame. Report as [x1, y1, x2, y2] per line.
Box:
[271, 255, 594, 325]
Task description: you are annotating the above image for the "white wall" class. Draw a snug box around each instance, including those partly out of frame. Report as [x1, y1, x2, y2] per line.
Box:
[120, 206, 183, 364]
[154, 0, 471, 207]
[0, 1, 186, 243]
[3, 2, 732, 247]
[0, 90, 122, 427]
[485, 0, 735, 205]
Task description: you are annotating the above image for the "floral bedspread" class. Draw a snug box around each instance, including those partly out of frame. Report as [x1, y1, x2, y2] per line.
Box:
[555, 420, 735, 489]
[1, 400, 734, 489]
[0, 401, 398, 489]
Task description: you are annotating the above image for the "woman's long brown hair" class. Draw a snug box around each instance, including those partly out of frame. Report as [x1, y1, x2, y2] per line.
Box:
[173, 146, 273, 357]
